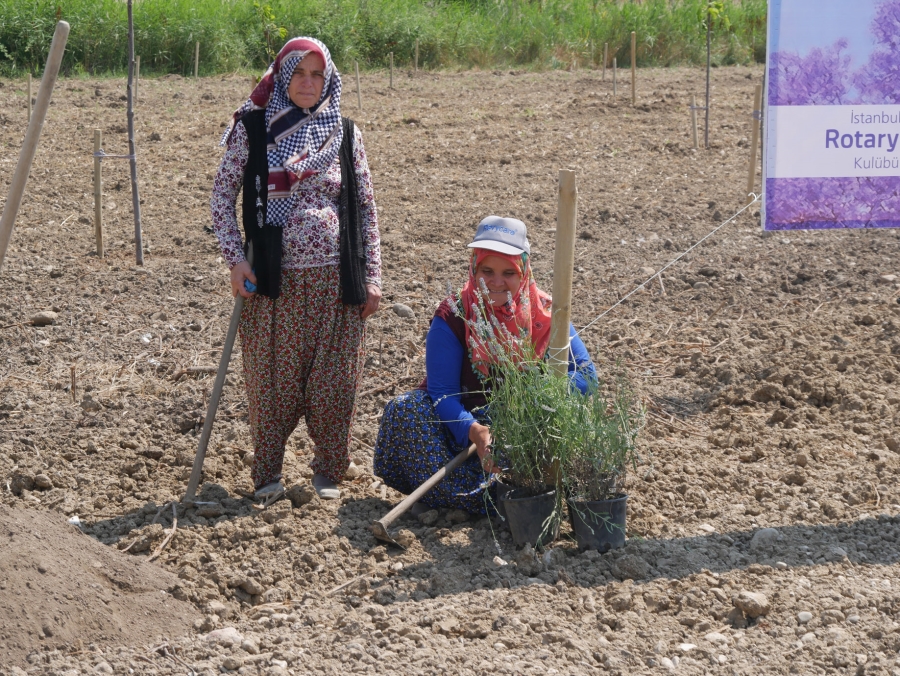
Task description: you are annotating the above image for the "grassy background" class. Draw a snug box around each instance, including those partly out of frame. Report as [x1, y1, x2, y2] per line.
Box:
[0, 0, 766, 76]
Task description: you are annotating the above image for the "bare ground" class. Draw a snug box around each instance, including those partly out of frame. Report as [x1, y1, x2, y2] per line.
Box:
[1, 64, 900, 675]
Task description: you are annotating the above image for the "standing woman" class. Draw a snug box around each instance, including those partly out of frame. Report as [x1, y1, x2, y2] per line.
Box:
[211, 37, 381, 502]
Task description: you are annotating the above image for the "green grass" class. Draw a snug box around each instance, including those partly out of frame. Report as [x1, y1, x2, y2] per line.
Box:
[0, 0, 767, 76]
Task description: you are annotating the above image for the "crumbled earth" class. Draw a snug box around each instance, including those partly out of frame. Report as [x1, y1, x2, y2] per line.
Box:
[1, 65, 900, 674]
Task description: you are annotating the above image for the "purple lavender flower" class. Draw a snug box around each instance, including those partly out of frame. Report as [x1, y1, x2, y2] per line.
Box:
[768, 39, 852, 105]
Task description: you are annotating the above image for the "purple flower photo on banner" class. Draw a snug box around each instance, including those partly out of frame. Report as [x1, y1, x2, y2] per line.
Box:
[764, 0, 900, 230]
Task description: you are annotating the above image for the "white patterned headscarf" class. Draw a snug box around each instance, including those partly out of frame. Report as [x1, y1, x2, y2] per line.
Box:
[222, 37, 343, 226]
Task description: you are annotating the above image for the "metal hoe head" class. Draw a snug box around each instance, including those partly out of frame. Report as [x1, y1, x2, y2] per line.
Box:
[370, 520, 405, 549]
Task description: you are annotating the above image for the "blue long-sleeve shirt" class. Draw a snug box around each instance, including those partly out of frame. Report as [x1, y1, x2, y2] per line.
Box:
[425, 317, 597, 446]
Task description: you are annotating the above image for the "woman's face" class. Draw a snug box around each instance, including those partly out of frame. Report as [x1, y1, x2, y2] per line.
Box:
[287, 52, 326, 109]
[475, 254, 522, 306]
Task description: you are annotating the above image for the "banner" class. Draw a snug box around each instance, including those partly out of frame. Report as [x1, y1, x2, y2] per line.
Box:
[764, 0, 900, 230]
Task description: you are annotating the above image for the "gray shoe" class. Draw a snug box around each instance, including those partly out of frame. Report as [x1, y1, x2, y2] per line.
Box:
[253, 481, 284, 507]
[312, 474, 341, 500]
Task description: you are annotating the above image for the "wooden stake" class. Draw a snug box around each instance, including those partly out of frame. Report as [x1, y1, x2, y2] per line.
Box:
[612, 58, 617, 98]
[415, 39, 419, 72]
[704, 8, 711, 149]
[631, 31, 636, 106]
[93, 129, 104, 257]
[0, 21, 69, 273]
[548, 170, 577, 377]
[745, 83, 762, 204]
[194, 41, 200, 78]
[27, 73, 32, 122]
[135, 55, 140, 101]
[355, 60, 362, 109]
[389, 51, 394, 89]
[602, 43, 608, 81]
[127, 0, 143, 265]
[691, 94, 699, 149]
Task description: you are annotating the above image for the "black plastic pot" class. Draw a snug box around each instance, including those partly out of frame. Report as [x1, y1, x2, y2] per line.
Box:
[568, 494, 627, 552]
[499, 486, 560, 547]
[492, 478, 515, 526]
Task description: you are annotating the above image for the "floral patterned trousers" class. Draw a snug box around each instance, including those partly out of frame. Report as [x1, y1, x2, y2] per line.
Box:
[239, 266, 364, 489]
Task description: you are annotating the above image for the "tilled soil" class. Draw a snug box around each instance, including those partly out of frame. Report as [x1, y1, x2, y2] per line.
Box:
[1, 65, 900, 675]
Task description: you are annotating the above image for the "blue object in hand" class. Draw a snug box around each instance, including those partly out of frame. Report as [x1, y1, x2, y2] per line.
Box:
[244, 268, 257, 294]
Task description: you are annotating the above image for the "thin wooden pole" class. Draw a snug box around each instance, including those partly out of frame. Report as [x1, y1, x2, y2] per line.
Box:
[612, 58, 617, 98]
[127, 0, 143, 265]
[0, 21, 69, 273]
[631, 31, 636, 106]
[745, 83, 762, 204]
[93, 129, 103, 258]
[415, 39, 419, 72]
[705, 8, 711, 149]
[548, 170, 577, 376]
[27, 74, 32, 122]
[389, 52, 394, 89]
[194, 41, 200, 78]
[355, 60, 362, 109]
[135, 55, 140, 101]
[602, 43, 608, 81]
[691, 94, 699, 149]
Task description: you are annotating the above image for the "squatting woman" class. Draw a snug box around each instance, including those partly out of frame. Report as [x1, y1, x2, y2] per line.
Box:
[373, 216, 595, 514]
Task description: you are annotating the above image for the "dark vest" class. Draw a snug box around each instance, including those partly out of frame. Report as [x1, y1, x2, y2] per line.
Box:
[418, 297, 488, 412]
[240, 112, 367, 303]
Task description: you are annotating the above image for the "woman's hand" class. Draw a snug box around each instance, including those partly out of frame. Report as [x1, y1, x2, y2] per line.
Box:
[469, 422, 500, 474]
[230, 261, 257, 299]
[361, 283, 381, 319]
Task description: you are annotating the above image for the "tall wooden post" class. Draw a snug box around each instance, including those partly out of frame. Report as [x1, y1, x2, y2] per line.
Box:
[415, 39, 419, 72]
[602, 43, 608, 81]
[612, 58, 617, 97]
[745, 84, 762, 204]
[93, 129, 104, 257]
[548, 170, 577, 377]
[0, 22, 69, 273]
[355, 61, 362, 109]
[691, 94, 699, 149]
[194, 41, 200, 78]
[389, 52, 394, 89]
[27, 74, 32, 122]
[704, 7, 711, 149]
[631, 31, 636, 106]
[127, 0, 143, 265]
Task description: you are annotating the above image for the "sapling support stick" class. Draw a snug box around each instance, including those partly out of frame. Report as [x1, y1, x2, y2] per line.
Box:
[355, 61, 362, 109]
[0, 21, 69, 273]
[631, 31, 636, 106]
[27, 74, 32, 122]
[691, 94, 699, 149]
[194, 41, 200, 78]
[126, 0, 143, 265]
[389, 52, 394, 89]
[745, 84, 762, 204]
[93, 129, 104, 257]
[602, 43, 608, 81]
[613, 58, 617, 97]
[705, 5, 711, 149]
[548, 169, 577, 377]
[415, 39, 419, 72]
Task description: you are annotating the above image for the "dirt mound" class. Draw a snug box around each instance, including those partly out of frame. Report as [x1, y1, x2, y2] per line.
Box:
[0, 504, 196, 668]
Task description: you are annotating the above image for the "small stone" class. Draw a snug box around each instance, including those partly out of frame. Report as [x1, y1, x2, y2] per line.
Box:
[196, 503, 223, 518]
[93, 663, 113, 675]
[395, 529, 417, 548]
[678, 643, 696, 653]
[828, 545, 848, 559]
[775, 561, 788, 570]
[242, 451, 255, 467]
[33, 474, 52, 490]
[821, 609, 845, 625]
[392, 303, 416, 319]
[879, 274, 897, 284]
[286, 484, 317, 507]
[240, 638, 259, 654]
[492, 556, 508, 566]
[794, 453, 808, 467]
[436, 618, 460, 635]
[660, 657, 675, 671]
[800, 632, 816, 644]
[345, 462, 363, 479]
[222, 656, 243, 671]
[272, 659, 288, 669]
[640, 266, 657, 277]
[704, 632, 729, 645]
[239, 578, 265, 595]
[31, 310, 58, 326]
[847, 614, 860, 624]
[204, 626, 243, 646]
[749, 527, 783, 552]
[733, 591, 770, 618]
[417, 509, 439, 526]
[446, 509, 469, 524]
[206, 600, 229, 618]
[798, 611, 813, 624]
[697, 523, 715, 533]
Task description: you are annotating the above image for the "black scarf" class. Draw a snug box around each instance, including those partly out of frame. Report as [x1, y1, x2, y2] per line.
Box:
[240, 111, 367, 304]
